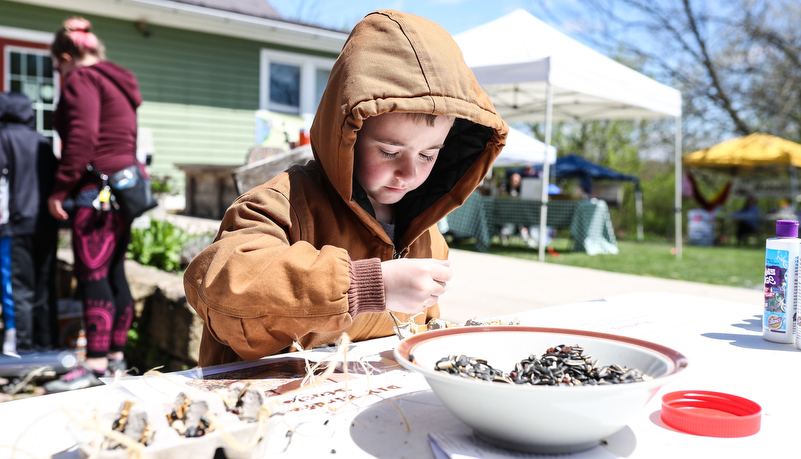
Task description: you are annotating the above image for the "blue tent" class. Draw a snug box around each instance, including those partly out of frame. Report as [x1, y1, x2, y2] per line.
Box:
[538, 154, 643, 240]
[540, 154, 641, 193]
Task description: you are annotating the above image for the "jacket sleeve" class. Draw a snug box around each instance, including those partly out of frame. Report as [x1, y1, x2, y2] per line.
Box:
[51, 70, 100, 201]
[183, 187, 385, 360]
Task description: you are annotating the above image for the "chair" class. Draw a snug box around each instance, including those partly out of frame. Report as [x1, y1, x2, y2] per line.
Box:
[233, 144, 314, 195]
[736, 220, 759, 246]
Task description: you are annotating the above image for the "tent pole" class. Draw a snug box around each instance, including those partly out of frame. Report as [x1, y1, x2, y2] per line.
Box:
[674, 115, 683, 260]
[538, 83, 554, 262]
[791, 164, 798, 213]
[635, 187, 644, 241]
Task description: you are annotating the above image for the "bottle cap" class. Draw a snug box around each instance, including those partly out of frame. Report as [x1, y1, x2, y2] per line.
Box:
[776, 220, 799, 238]
[661, 390, 761, 438]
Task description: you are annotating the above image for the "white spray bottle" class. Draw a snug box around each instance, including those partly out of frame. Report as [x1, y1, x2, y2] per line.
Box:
[764, 220, 800, 343]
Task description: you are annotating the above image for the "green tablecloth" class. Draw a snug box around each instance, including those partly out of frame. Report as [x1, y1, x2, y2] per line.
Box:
[442, 194, 618, 255]
[570, 199, 619, 255]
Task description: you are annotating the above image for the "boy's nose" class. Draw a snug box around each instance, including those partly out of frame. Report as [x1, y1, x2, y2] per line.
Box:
[395, 159, 416, 183]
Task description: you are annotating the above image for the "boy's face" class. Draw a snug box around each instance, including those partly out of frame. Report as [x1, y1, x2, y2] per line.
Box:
[354, 113, 452, 222]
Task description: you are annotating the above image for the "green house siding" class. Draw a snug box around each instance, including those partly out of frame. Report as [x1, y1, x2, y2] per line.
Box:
[101, 24, 264, 110]
[138, 101, 255, 189]
[0, 0, 66, 31]
[0, 0, 338, 193]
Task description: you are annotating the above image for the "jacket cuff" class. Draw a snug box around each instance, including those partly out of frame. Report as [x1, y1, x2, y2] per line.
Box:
[348, 258, 386, 319]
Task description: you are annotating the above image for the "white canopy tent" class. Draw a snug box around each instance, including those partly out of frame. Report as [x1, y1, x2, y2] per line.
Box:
[455, 9, 683, 260]
[494, 127, 557, 167]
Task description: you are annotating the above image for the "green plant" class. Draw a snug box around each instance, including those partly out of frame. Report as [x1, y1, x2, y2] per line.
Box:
[149, 174, 173, 195]
[126, 313, 173, 374]
[127, 219, 189, 272]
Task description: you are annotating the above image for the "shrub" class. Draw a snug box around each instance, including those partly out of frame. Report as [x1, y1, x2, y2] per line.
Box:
[128, 219, 189, 272]
[149, 174, 175, 195]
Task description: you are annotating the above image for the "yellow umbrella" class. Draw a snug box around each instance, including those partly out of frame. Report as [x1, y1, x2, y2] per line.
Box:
[683, 133, 801, 169]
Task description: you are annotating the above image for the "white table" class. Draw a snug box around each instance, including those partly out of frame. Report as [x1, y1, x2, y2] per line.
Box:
[0, 292, 792, 458]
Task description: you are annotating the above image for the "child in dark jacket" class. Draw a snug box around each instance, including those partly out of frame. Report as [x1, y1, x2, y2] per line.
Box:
[0, 91, 59, 356]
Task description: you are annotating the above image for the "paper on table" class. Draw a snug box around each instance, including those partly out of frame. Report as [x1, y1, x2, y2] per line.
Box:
[430, 434, 451, 459]
[429, 432, 582, 458]
[277, 370, 431, 415]
[428, 432, 621, 459]
[429, 432, 540, 459]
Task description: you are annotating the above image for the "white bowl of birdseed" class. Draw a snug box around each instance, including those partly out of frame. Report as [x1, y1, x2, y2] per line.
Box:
[394, 326, 688, 454]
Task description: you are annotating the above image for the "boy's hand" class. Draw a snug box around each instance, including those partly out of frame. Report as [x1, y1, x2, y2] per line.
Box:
[382, 258, 452, 315]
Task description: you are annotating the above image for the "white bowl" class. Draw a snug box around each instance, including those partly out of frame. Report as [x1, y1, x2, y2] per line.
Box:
[394, 326, 688, 454]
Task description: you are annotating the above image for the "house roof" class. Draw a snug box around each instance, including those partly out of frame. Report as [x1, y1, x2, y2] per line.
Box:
[9, 0, 348, 53]
[169, 0, 282, 20]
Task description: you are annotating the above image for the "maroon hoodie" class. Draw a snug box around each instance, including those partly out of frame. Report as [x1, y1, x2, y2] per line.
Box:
[51, 60, 142, 202]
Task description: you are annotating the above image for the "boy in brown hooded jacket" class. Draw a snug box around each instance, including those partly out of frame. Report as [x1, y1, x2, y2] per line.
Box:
[183, 10, 508, 367]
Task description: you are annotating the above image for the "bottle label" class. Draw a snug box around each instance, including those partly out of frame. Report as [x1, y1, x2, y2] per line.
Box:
[765, 248, 791, 333]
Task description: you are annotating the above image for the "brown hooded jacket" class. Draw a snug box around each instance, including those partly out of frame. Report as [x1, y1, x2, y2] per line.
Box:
[183, 10, 508, 366]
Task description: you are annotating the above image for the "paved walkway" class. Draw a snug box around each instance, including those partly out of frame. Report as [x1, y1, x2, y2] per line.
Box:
[166, 215, 763, 325]
[438, 249, 762, 324]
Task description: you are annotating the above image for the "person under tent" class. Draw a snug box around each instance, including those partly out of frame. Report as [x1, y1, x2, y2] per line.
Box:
[729, 196, 760, 245]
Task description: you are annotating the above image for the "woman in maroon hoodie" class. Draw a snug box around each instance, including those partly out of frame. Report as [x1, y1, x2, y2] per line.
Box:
[45, 17, 141, 392]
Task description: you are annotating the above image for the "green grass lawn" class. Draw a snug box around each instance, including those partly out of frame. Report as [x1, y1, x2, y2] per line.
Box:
[447, 236, 765, 289]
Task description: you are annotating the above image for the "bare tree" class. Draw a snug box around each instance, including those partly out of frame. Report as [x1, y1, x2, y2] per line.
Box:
[272, 0, 360, 31]
[533, 0, 801, 148]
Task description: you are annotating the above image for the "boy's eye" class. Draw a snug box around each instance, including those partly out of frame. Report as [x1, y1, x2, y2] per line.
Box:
[420, 153, 436, 162]
[380, 150, 397, 158]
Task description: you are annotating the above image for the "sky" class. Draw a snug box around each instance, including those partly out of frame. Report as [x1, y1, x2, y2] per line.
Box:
[267, 0, 560, 37]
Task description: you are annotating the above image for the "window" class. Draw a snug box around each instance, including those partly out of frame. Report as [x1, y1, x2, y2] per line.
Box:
[269, 62, 300, 113]
[260, 49, 335, 120]
[5, 46, 58, 142]
[315, 68, 330, 106]
[0, 26, 58, 144]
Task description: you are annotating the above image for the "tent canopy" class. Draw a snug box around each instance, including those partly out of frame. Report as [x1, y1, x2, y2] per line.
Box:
[493, 127, 557, 167]
[453, 9, 682, 123]
[539, 154, 640, 193]
[454, 9, 681, 255]
[683, 133, 801, 169]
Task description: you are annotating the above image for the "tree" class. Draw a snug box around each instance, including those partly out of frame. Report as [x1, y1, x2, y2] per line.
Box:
[533, 0, 801, 148]
[522, 0, 801, 240]
[525, 119, 676, 238]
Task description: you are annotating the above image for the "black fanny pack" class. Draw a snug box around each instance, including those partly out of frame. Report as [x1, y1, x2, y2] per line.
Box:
[87, 163, 158, 220]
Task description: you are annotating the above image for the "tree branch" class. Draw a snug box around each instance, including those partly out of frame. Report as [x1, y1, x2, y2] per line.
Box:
[682, 0, 751, 135]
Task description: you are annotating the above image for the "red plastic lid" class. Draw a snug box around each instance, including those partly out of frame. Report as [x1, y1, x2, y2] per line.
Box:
[661, 391, 761, 438]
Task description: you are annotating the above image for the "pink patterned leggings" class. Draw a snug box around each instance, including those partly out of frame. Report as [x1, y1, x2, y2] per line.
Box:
[71, 207, 134, 358]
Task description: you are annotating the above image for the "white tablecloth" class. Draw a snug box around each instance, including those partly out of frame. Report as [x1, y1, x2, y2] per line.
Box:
[0, 292, 790, 458]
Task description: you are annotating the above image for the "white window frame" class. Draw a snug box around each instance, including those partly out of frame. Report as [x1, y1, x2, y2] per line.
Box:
[259, 49, 335, 121]
[0, 26, 60, 152]
[0, 25, 51, 45]
[4, 45, 59, 96]
[0, 25, 54, 93]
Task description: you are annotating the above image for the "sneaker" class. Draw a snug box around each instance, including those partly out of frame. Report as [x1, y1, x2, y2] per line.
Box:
[43, 363, 107, 393]
[3, 329, 18, 357]
[108, 358, 127, 376]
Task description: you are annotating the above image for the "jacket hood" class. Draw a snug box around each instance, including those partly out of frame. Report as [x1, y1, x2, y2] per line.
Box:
[309, 10, 507, 247]
[88, 61, 142, 108]
[0, 92, 35, 128]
